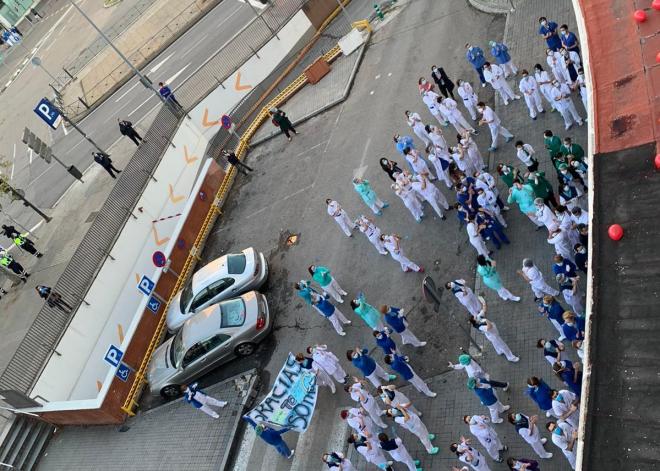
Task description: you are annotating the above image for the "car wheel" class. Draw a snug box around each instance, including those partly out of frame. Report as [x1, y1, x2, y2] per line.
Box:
[160, 385, 182, 399]
[235, 342, 257, 357]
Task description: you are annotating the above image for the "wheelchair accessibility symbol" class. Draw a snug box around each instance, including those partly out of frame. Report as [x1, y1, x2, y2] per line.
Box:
[115, 362, 132, 382]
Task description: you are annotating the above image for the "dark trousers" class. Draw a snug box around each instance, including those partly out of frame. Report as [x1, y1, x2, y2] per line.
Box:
[543, 189, 560, 209]
[128, 131, 142, 146]
[20, 240, 41, 257]
[281, 125, 297, 138]
[486, 379, 508, 388]
[7, 260, 27, 281]
[526, 159, 539, 172]
[48, 294, 73, 313]
[475, 66, 486, 84]
[231, 160, 253, 175]
[437, 84, 455, 99]
[103, 164, 122, 179]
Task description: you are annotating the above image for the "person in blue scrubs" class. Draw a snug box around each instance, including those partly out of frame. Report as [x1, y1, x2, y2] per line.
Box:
[559, 24, 580, 56]
[538, 17, 562, 51]
[465, 43, 487, 86]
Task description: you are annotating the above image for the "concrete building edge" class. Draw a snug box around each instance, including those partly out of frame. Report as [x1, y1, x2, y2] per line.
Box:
[466, 0, 511, 15]
[248, 41, 368, 148]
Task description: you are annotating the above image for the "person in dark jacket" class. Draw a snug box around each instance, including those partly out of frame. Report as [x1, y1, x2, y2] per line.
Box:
[379, 158, 403, 182]
[222, 150, 253, 175]
[0, 225, 18, 239]
[158, 82, 182, 107]
[93, 152, 122, 179]
[430, 65, 455, 99]
[0, 250, 29, 282]
[243, 416, 295, 459]
[118, 119, 143, 146]
[36, 285, 73, 313]
[270, 107, 298, 141]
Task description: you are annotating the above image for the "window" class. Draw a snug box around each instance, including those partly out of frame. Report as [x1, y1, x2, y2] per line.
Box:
[226, 254, 246, 274]
[220, 299, 246, 327]
[171, 330, 186, 367]
[179, 282, 194, 312]
[207, 278, 235, 299]
[181, 334, 230, 368]
[190, 288, 211, 311]
[200, 333, 230, 352]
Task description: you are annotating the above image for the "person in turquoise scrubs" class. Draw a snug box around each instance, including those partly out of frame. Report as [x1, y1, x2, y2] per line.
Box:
[353, 177, 388, 215]
[476, 255, 520, 302]
[507, 181, 544, 229]
[350, 292, 385, 331]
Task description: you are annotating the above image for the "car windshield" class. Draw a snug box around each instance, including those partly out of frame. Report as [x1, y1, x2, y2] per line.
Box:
[170, 330, 186, 367]
[179, 282, 194, 313]
[226, 254, 246, 274]
[220, 299, 246, 327]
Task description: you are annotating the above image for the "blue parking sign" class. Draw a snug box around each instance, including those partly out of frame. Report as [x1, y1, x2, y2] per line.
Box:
[104, 345, 124, 367]
[137, 275, 155, 296]
[147, 296, 161, 313]
[34, 98, 63, 129]
[116, 362, 132, 382]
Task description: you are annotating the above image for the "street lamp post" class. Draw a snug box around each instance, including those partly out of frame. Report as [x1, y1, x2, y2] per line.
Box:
[31, 57, 64, 87]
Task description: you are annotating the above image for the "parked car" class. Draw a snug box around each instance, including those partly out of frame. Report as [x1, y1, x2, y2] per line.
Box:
[148, 291, 270, 398]
[167, 247, 268, 332]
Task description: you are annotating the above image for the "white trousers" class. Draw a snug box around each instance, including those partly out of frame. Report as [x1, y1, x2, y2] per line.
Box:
[488, 122, 513, 149]
[432, 161, 454, 188]
[401, 193, 424, 221]
[557, 101, 582, 128]
[366, 231, 388, 255]
[496, 286, 519, 301]
[501, 60, 517, 76]
[470, 236, 489, 257]
[409, 372, 435, 397]
[449, 111, 475, 134]
[334, 213, 355, 237]
[388, 446, 417, 471]
[521, 428, 553, 458]
[463, 100, 478, 120]
[486, 333, 517, 361]
[431, 109, 448, 126]
[405, 415, 434, 453]
[368, 198, 386, 215]
[468, 148, 485, 171]
[478, 432, 504, 460]
[524, 91, 544, 118]
[325, 363, 347, 383]
[530, 279, 560, 298]
[562, 447, 577, 469]
[327, 309, 351, 335]
[550, 318, 565, 338]
[366, 363, 392, 388]
[323, 278, 347, 303]
[563, 290, 584, 316]
[413, 127, 431, 147]
[196, 394, 227, 418]
[487, 400, 507, 422]
[363, 395, 387, 428]
[400, 328, 424, 347]
[495, 82, 517, 104]
[361, 445, 389, 467]
[390, 250, 421, 272]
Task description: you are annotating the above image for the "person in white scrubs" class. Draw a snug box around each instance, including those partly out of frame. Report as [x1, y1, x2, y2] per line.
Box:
[534, 64, 557, 110]
[483, 62, 520, 105]
[519, 69, 545, 119]
[466, 215, 490, 257]
[356, 215, 388, 255]
[518, 258, 559, 300]
[381, 233, 423, 273]
[438, 96, 476, 134]
[477, 102, 514, 151]
[326, 199, 356, 237]
[507, 412, 553, 459]
[405, 110, 431, 147]
[347, 379, 387, 428]
[456, 79, 480, 120]
[410, 173, 449, 219]
[463, 414, 506, 461]
[388, 406, 438, 454]
[392, 179, 424, 223]
[445, 279, 482, 316]
[308, 344, 347, 384]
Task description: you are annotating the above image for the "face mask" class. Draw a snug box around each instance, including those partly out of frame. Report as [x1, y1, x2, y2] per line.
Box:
[352, 352, 359, 359]
[561, 31, 567, 36]
[541, 20, 547, 26]
[579, 248, 586, 254]
[421, 79, 427, 85]
[561, 170, 568, 175]
[561, 50, 567, 55]
[553, 427, 563, 436]
[469, 46, 474, 51]
[548, 51, 553, 56]
[522, 74, 528, 78]
[432, 67, 438, 72]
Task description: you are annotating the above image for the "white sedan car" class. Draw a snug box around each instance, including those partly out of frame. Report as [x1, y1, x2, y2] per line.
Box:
[166, 247, 268, 332]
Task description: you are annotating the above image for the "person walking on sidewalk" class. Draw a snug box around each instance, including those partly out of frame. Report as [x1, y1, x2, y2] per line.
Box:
[9, 229, 43, 258]
[356, 215, 387, 254]
[36, 285, 73, 313]
[388, 404, 439, 455]
[483, 62, 520, 105]
[322, 451, 354, 470]
[222, 150, 253, 176]
[309, 264, 347, 303]
[526, 376, 555, 417]
[353, 177, 388, 215]
[326, 199, 356, 237]
[476, 255, 521, 302]
[117, 119, 143, 146]
[465, 43, 487, 87]
[477, 102, 513, 152]
[311, 292, 351, 336]
[384, 353, 437, 397]
[269, 107, 298, 141]
[381, 233, 423, 273]
[181, 382, 227, 418]
[467, 377, 510, 423]
[456, 79, 480, 121]
[158, 82, 182, 108]
[431, 65, 455, 99]
[308, 344, 348, 384]
[380, 304, 426, 347]
[489, 40, 517, 77]
[517, 258, 560, 301]
[93, 152, 121, 179]
[0, 250, 29, 282]
[347, 347, 396, 388]
[378, 433, 422, 471]
[347, 378, 387, 428]
[507, 412, 553, 459]
[519, 70, 545, 120]
[243, 416, 295, 459]
[463, 414, 507, 462]
[445, 279, 482, 317]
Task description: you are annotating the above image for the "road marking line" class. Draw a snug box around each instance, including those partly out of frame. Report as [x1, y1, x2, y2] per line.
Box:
[149, 53, 173, 73]
[353, 137, 371, 178]
[127, 95, 154, 117]
[63, 137, 86, 156]
[27, 166, 53, 188]
[10, 144, 16, 180]
[62, 123, 69, 136]
[324, 102, 345, 153]
[28, 148, 33, 164]
[165, 63, 191, 85]
[114, 80, 140, 102]
[179, 35, 207, 57]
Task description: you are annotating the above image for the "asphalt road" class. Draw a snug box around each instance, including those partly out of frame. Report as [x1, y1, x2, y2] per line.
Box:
[2, 0, 255, 227]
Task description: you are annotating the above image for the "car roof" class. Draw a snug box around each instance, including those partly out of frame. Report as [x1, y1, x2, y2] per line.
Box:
[191, 247, 255, 294]
[181, 304, 223, 347]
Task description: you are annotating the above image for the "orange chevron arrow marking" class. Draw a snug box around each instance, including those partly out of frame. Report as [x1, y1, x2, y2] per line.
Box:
[152, 224, 170, 246]
[234, 71, 252, 91]
[201, 108, 220, 128]
[117, 323, 125, 344]
[168, 184, 185, 204]
[184, 145, 198, 164]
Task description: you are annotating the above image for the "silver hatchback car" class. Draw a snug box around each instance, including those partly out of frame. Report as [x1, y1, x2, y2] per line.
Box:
[148, 291, 270, 398]
[166, 247, 268, 332]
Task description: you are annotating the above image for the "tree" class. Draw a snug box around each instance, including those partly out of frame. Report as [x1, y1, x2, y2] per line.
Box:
[0, 156, 52, 223]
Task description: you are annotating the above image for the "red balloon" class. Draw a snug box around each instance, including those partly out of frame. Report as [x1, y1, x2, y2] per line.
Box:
[608, 224, 624, 241]
[655, 154, 660, 170]
[633, 9, 647, 22]
[652, 0, 660, 11]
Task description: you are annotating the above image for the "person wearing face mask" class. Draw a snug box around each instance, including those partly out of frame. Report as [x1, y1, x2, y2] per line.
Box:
[421, 89, 450, 127]
[507, 181, 544, 228]
[518, 257, 559, 301]
[410, 172, 449, 220]
[392, 179, 424, 222]
[548, 229, 575, 264]
[405, 110, 431, 147]
[559, 136, 585, 161]
[445, 279, 482, 317]
[326, 198, 357, 237]
[353, 177, 389, 215]
[437, 95, 476, 134]
[514, 140, 539, 172]
[456, 79, 480, 120]
[387, 405, 439, 454]
[488, 40, 517, 78]
[430, 65, 455, 99]
[381, 232, 424, 273]
[533, 64, 557, 111]
[417, 76, 433, 95]
[321, 451, 354, 470]
[346, 378, 388, 428]
[549, 80, 583, 130]
[559, 24, 580, 56]
[464, 414, 507, 462]
[559, 47, 581, 85]
[477, 102, 514, 151]
[533, 198, 560, 232]
[518, 70, 545, 119]
[356, 214, 388, 255]
[573, 243, 587, 273]
[427, 143, 454, 189]
[465, 43, 487, 87]
[404, 147, 436, 179]
[483, 62, 520, 105]
[546, 48, 569, 84]
[469, 307, 519, 362]
[558, 163, 586, 197]
[347, 347, 396, 388]
[546, 420, 577, 469]
[538, 17, 562, 51]
[573, 67, 587, 111]
[496, 162, 522, 188]
[508, 412, 553, 459]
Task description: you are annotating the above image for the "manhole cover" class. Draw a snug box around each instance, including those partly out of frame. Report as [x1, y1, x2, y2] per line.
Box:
[286, 235, 299, 246]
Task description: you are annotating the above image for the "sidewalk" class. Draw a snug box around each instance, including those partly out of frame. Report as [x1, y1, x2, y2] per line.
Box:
[348, 0, 585, 469]
[36, 370, 259, 470]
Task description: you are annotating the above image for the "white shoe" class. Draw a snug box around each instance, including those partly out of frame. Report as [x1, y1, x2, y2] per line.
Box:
[502, 205, 510, 211]
[546, 411, 552, 417]
[492, 418, 503, 423]
[543, 453, 553, 459]
[345, 320, 352, 325]
[510, 356, 520, 363]
[541, 438, 547, 444]
[512, 296, 521, 302]
[428, 392, 437, 397]
[514, 95, 521, 100]
[502, 405, 510, 411]
[419, 341, 427, 347]
[338, 331, 346, 336]
[503, 101, 509, 106]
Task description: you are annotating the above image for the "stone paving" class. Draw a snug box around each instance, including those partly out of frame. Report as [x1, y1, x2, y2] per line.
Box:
[346, 0, 586, 469]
